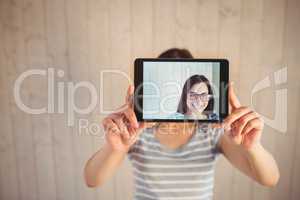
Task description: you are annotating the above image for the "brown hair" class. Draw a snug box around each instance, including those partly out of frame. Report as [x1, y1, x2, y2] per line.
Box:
[158, 48, 194, 59]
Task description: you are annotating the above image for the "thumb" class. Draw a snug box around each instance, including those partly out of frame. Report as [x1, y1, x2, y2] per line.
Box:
[229, 81, 241, 111]
[125, 85, 134, 106]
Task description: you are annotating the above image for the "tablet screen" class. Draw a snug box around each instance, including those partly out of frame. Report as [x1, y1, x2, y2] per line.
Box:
[134, 59, 228, 122]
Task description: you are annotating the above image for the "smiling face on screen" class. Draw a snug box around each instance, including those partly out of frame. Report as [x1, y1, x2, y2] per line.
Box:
[186, 82, 210, 115]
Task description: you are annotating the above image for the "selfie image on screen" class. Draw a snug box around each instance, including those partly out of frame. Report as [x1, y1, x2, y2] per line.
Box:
[142, 61, 220, 120]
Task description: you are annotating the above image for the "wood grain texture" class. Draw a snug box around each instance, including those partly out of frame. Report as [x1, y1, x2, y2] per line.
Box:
[0, 0, 299, 200]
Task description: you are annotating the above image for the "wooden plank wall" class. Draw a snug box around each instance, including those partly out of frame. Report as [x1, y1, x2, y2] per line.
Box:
[0, 0, 299, 200]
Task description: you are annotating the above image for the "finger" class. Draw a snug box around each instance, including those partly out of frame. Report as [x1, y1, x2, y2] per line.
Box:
[136, 122, 147, 132]
[242, 118, 262, 135]
[128, 125, 139, 138]
[232, 111, 258, 136]
[102, 117, 121, 134]
[242, 128, 260, 148]
[123, 107, 139, 128]
[112, 117, 131, 143]
[223, 107, 252, 127]
[229, 81, 241, 110]
[125, 122, 146, 146]
[125, 85, 134, 106]
[128, 121, 147, 138]
[135, 122, 147, 134]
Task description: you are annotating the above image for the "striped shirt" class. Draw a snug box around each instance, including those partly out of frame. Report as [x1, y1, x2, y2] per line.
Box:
[128, 123, 224, 200]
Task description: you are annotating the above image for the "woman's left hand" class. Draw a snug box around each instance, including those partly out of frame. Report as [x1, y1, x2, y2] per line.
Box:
[222, 82, 264, 150]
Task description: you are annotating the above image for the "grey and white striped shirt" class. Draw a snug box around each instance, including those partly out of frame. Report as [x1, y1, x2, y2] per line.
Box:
[128, 123, 224, 200]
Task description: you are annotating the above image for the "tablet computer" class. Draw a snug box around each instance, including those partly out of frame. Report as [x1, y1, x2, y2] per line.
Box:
[134, 58, 229, 122]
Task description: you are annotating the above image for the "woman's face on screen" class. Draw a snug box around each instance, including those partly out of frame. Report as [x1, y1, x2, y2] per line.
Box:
[186, 82, 209, 115]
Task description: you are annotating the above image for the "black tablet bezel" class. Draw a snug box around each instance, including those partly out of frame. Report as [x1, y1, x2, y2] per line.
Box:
[134, 58, 229, 123]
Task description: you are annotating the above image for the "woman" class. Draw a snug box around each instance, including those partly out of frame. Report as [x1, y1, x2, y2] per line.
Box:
[84, 48, 280, 200]
[170, 74, 219, 120]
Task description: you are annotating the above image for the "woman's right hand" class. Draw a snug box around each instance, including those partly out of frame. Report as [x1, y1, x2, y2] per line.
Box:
[102, 85, 149, 153]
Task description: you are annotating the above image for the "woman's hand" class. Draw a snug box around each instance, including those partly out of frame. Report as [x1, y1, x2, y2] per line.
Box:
[217, 82, 279, 187]
[102, 85, 147, 152]
[85, 85, 152, 188]
[222, 82, 264, 150]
